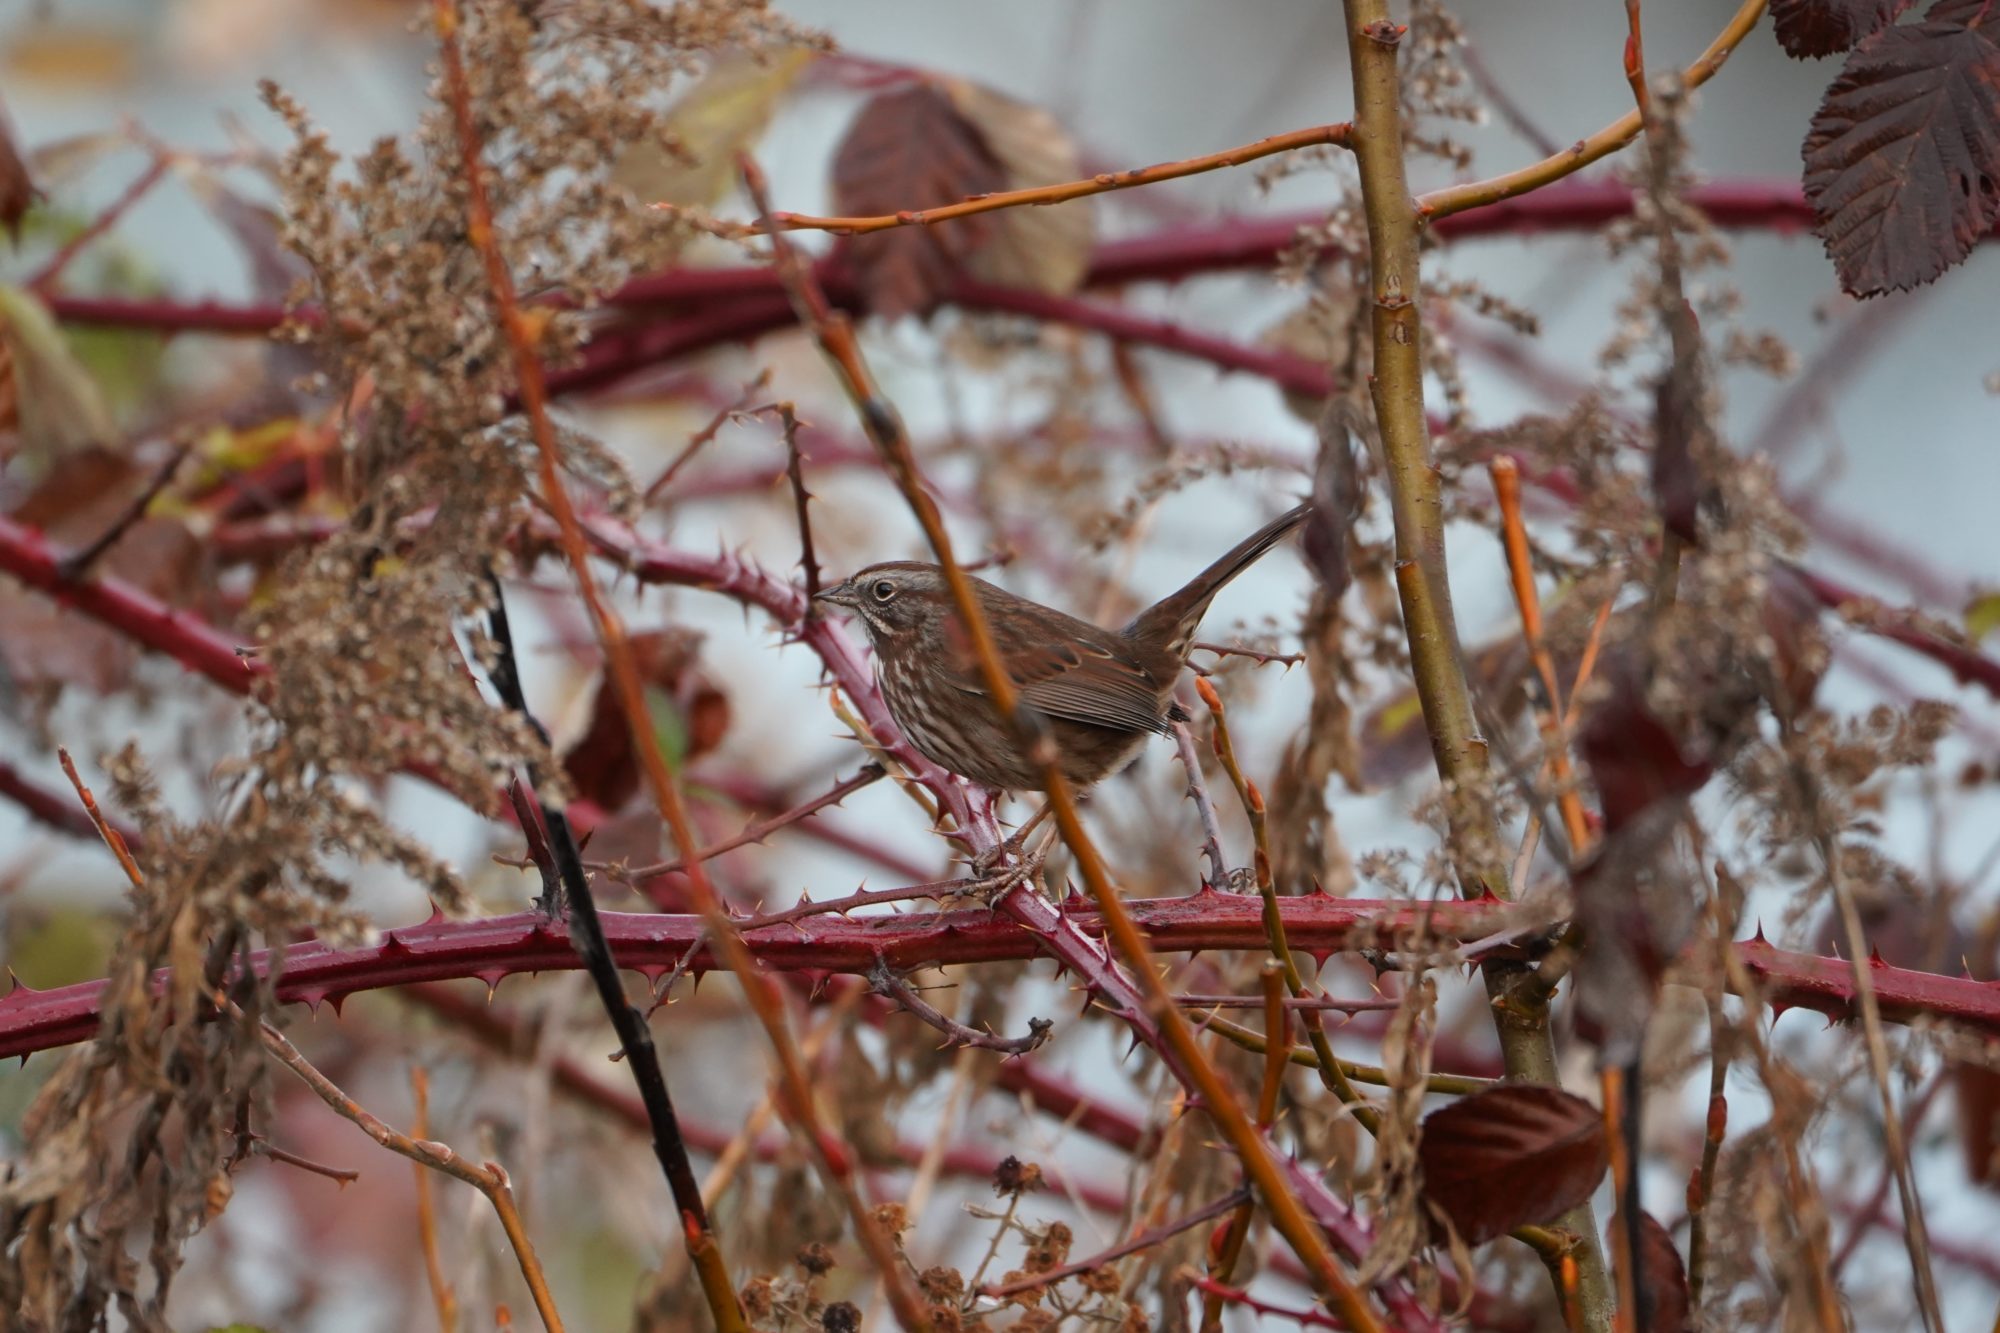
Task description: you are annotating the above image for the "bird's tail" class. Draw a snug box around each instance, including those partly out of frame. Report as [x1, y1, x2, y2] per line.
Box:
[1123, 501, 1311, 659]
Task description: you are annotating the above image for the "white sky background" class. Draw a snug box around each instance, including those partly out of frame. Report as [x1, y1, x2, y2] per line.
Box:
[1, 1, 1997, 1329]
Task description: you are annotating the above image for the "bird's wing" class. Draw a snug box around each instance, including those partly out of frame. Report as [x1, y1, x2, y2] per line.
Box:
[938, 600, 1168, 736]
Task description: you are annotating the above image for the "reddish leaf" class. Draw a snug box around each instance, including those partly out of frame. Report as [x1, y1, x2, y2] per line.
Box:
[1631, 1212, 1693, 1332]
[1802, 10, 2000, 296]
[1578, 667, 1714, 836]
[561, 629, 729, 812]
[830, 84, 1007, 318]
[0, 448, 200, 699]
[1418, 1086, 1609, 1244]
[1771, 0, 1912, 58]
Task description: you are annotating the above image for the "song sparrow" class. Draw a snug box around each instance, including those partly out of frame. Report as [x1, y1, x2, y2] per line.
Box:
[816, 502, 1310, 791]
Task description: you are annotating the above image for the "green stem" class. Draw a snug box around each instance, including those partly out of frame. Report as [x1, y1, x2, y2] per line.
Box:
[1338, 3, 1613, 1325]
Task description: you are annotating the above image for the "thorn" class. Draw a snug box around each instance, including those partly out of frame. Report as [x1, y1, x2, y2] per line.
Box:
[4, 969, 35, 996]
[1308, 949, 1333, 971]
[1868, 947, 1887, 968]
[325, 992, 348, 1019]
[1751, 920, 1767, 944]
[296, 988, 328, 1017]
[380, 932, 412, 956]
[423, 900, 447, 926]
[475, 968, 508, 999]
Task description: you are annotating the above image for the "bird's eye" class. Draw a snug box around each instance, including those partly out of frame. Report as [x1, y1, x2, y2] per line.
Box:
[871, 579, 897, 602]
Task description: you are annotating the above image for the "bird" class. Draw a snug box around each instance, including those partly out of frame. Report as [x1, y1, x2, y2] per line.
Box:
[814, 501, 1310, 792]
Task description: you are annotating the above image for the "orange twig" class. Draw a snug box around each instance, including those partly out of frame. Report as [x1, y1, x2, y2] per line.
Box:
[1200, 962, 1290, 1332]
[1419, 0, 1765, 221]
[411, 1067, 460, 1333]
[56, 749, 144, 888]
[1488, 458, 1591, 854]
[729, 122, 1352, 236]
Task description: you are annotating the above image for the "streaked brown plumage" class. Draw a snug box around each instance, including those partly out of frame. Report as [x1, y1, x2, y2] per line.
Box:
[816, 502, 1309, 791]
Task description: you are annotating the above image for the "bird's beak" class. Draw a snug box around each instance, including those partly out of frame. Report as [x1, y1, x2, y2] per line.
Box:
[814, 581, 858, 610]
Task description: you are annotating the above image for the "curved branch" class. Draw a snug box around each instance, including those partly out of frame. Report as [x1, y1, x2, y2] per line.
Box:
[746, 122, 1352, 235]
[1418, 0, 1769, 221]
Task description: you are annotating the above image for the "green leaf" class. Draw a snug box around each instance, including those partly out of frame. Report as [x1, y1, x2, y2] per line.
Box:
[1967, 589, 2000, 643]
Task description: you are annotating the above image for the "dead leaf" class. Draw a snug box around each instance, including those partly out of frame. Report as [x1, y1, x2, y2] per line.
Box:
[1802, 7, 2000, 296]
[831, 83, 1009, 318]
[944, 79, 1094, 298]
[1631, 1212, 1694, 1331]
[0, 284, 116, 463]
[0, 448, 201, 702]
[611, 47, 816, 208]
[1418, 1086, 1609, 1245]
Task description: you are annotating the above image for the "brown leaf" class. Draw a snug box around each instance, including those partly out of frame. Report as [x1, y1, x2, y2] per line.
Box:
[945, 80, 1094, 298]
[1802, 9, 2000, 296]
[1631, 1212, 1693, 1331]
[1417, 1086, 1609, 1244]
[1771, 0, 1913, 58]
[612, 48, 815, 209]
[0, 284, 115, 462]
[0, 448, 201, 701]
[560, 629, 729, 812]
[830, 84, 1009, 318]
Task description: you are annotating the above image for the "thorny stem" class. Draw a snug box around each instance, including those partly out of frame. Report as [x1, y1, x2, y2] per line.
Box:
[1169, 719, 1231, 887]
[610, 763, 885, 882]
[740, 122, 1353, 235]
[1417, 0, 1768, 220]
[1339, 0, 1613, 1319]
[867, 961, 1052, 1056]
[741, 153, 1390, 1333]
[10, 895, 2000, 1062]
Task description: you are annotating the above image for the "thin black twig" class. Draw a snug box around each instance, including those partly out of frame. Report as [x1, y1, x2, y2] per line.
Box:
[480, 571, 720, 1265]
[868, 961, 1052, 1056]
[773, 401, 822, 605]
